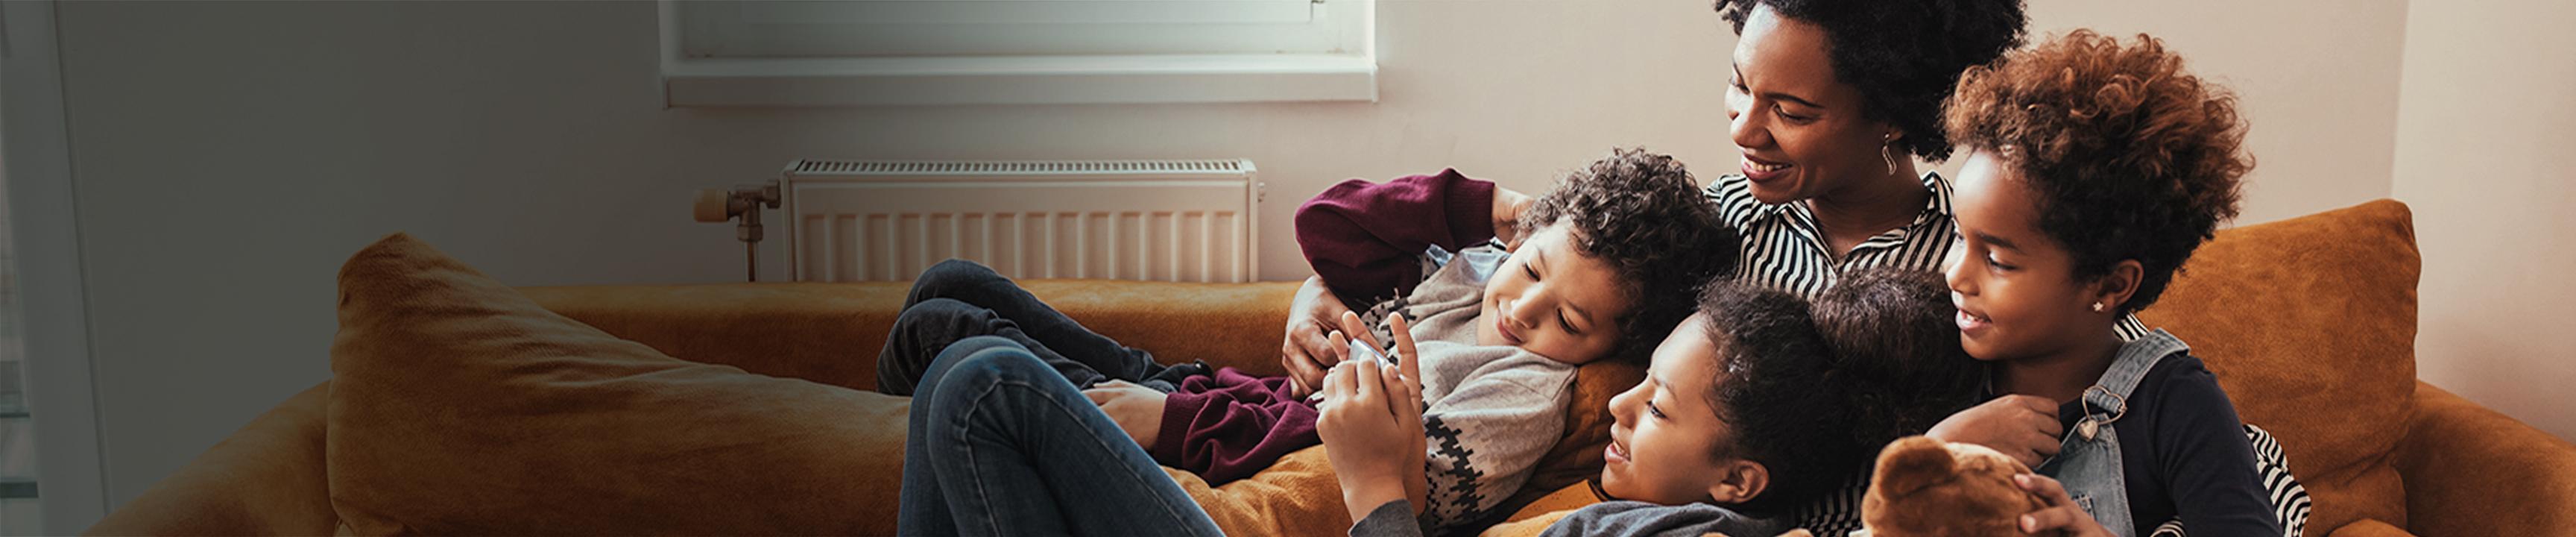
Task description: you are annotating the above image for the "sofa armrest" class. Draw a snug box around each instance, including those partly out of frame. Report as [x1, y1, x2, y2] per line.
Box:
[85, 382, 340, 536]
[2392, 381, 2576, 536]
[521, 280, 1299, 391]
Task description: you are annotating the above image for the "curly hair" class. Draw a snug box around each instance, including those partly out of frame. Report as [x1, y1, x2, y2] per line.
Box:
[1714, 0, 2027, 161]
[1942, 30, 2250, 314]
[1809, 268, 1983, 450]
[1518, 148, 1738, 365]
[1693, 281, 1841, 515]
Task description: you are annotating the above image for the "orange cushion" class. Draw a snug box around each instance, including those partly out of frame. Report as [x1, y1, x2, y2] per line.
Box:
[325, 233, 909, 535]
[2138, 199, 2419, 533]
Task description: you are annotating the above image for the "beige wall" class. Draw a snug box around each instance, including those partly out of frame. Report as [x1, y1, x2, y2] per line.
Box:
[37, 0, 2507, 522]
[2390, 0, 2576, 441]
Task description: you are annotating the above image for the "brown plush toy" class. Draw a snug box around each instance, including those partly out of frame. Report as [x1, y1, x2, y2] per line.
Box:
[1706, 436, 2059, 537]
[1854, 435, 2061, 537]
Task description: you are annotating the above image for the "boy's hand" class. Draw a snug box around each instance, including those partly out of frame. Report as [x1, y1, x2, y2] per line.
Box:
[1927, 395, 2065, 467]
[1083, 380, 1168, 448]
[1328, 311, 1428, 512]
[1282, 276, 1352, 398]
[1493, 187, 1535, 251]
[1316, 316, 1427, 521]
[2015, 473, 2111, 536]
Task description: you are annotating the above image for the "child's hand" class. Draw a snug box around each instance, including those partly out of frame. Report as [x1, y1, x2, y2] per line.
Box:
[1493, 187, 1535, 251]
[1316, 318, 1427, 521]
[1082, 380, 1168, 449]
[2014, 473, 2112, 536]
[1281, 276, 1351, 398]
[1326, 312, 1427, 511]
[1927, 395, 2065, 467]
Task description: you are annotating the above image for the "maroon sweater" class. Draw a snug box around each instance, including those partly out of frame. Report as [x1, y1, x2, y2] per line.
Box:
[1148, 169, 1499, 485]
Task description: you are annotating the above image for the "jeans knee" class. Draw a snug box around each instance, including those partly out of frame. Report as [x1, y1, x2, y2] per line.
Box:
[896, 298, 993, 334]
[911, 259, 1003, 301]
[920, 336, 1045, 400]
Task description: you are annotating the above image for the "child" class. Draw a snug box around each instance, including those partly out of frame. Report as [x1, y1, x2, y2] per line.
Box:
[1931, 30, 2280, 536]
[880, 148, 1737, 530]
[1329, 268, 1985, 536]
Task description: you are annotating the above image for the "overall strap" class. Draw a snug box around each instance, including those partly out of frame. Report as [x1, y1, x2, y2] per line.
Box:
[2077, 329, 2190, 440]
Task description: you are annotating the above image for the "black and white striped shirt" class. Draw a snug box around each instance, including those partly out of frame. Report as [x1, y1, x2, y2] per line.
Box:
[1704, 172, 2153, 337]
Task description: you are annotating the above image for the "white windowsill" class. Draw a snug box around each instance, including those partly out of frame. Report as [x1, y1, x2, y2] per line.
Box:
[663, 54, 1378, 107]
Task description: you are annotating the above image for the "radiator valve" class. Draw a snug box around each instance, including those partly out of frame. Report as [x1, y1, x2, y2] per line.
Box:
[695, 182, 781, 281]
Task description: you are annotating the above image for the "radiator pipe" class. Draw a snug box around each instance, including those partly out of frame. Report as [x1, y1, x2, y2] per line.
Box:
[695, 182, 782, 282]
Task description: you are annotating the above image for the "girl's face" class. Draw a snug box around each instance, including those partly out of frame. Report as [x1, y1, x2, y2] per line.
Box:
[1600, 313, 1758, 505]
[1943, 151, 2112, 362]
[1477, 222, 1634, 365]
[1725, 4, 1900, 205]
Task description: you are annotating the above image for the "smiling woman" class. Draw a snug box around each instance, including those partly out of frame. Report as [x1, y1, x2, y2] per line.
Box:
[1702, 0, 2025, 301]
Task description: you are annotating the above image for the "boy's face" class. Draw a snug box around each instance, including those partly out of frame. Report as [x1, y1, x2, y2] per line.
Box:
[1477, 222, 1633, 365]
[1944, 151, 2105, 362]
[1601, 313, 1746, 504]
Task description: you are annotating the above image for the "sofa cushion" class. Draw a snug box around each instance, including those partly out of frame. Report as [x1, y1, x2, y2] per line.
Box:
[2136, 199, 2419, 533]
[325, 233, 909, 535]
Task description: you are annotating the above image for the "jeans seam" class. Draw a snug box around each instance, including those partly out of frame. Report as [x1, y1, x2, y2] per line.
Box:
[959, 378, 1207, 535]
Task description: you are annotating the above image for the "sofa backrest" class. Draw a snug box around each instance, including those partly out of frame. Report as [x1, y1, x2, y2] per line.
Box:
[2137, 199, 2420, 534]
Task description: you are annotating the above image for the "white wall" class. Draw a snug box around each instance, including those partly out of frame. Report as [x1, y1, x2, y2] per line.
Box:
[42, 0, 2433, 521]
[2390, 0, 2576, 442]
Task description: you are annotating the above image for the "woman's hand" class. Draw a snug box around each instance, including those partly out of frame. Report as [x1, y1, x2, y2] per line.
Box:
[1083, 380, 1168, 448]
[1318, 313, 1427, 522]
[1927, 395, 2065, 468]
[1492, 187, 1535, 251]
[1281, 276, 1354, 398]
[2015, 473, 2114, 536]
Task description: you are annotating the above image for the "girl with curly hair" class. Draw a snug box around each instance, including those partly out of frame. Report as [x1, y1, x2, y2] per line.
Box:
[1936, 30, 2280, 537]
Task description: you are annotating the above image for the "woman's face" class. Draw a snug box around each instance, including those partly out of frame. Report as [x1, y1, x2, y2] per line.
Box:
[1943, 151, 2105, 362]
[1726, 4, 1901, 205]
[1600, 313, 1746, 504]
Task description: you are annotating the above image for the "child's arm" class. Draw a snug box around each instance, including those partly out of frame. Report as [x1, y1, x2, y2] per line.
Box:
[1293, 169, 1519, 304]
[2151, 370, 2285, 535]
[1149, 373, 1328, 486]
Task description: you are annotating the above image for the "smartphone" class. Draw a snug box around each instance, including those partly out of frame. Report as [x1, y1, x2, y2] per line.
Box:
[1348, 338, 1398, 366]
[1307, 338, 1401, 403]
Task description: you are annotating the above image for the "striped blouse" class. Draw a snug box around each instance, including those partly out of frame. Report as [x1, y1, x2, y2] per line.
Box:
[1703, 172, 2152, 337]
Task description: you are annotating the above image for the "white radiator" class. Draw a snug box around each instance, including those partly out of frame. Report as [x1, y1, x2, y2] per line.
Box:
[780, 160, 1263, 283]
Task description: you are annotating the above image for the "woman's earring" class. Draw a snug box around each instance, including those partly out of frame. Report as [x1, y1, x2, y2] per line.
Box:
[1881, 135, 1899, 175]
[2091, 302, 2107, 313]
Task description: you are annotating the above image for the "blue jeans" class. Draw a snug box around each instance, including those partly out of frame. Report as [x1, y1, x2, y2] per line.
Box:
[879, 259, 1202, 396]
[899, 336, 1226, 537]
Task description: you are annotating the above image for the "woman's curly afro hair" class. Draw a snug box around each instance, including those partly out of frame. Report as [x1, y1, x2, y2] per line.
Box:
[1519, 148, 1738, 365]
[1943, 30, 2251, 314]
[1714, 0, 2028, 161]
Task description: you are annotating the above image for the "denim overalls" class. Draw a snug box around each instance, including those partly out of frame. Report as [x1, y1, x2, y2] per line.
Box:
[2033, 329, 2191, 537]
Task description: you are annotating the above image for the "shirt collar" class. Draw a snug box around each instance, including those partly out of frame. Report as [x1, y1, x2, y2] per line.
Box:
[1750, 171, 1952, 245]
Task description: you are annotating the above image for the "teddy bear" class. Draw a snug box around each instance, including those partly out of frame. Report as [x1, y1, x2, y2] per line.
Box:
[1741, 435, 2059, 537]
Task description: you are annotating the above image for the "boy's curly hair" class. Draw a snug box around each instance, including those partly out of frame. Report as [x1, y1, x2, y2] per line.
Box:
[1693, 281, 1837, 515]
[1519, 148, 1737, 365]
[1714, 0, 2027, 161]
[1809, 268, 1983, 454]
[1942, 30, 2250, 314]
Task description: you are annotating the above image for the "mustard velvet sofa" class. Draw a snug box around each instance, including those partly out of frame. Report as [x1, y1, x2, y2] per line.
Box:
[83, 199, 2576, 536]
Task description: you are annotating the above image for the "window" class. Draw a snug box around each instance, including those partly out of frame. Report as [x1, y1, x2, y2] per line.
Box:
[661, 0, 1378, 107]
